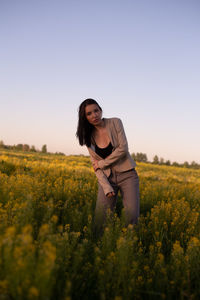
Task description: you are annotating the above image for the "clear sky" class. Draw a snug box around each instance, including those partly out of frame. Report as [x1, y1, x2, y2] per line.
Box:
[1, 0, 200, 163]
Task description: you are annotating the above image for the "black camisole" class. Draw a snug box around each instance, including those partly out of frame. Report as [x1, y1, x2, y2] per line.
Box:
[95, 141, 113, 159]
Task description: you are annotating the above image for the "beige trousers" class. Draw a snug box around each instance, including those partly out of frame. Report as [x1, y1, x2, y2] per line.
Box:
[93, 168, 140, 235]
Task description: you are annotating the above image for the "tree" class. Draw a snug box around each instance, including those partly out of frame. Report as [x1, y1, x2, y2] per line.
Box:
[16, 144, 23, 150]
[153, 155, 159, 164]
[55, 152, 65, 156]
[131, 152, 148, 162]
[0, 140, 4, 148]
[30, 145, 36, 152]
[42, 144, 47, 153]
[183, 161, 189, 168]
[165, 160, 171, 166]
[23, 144, 30, 151]
[190, 161, 199, 169]
[137, 152, 148, 162]
[131, 153, 136, 160]
[160, 157, 165, 164]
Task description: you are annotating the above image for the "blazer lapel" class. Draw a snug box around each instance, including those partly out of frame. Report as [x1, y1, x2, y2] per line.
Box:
[89, 143, 103, 160]
[104, 118, 115, 150]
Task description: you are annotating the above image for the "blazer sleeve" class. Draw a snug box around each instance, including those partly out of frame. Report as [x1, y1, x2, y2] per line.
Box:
[98, 118, 129, 169]
[87, 147, 114, 195]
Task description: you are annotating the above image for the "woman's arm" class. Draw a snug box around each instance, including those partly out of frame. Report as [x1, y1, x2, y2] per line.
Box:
[95, 169, 114, 195]
[87, 147, 114, 196]
[98, 118, 129, 169]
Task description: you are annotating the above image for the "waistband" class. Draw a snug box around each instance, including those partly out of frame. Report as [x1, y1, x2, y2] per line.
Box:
[110, 167, 135, 175]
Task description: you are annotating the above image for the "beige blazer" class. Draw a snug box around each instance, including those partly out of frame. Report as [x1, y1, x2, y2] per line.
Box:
[87, 117, 136, 195]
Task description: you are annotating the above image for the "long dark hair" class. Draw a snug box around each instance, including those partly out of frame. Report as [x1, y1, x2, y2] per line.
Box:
[76, 98, 102, 147]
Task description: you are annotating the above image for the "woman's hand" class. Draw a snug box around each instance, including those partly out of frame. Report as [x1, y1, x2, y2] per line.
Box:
[106, 191, 115, 198]
[92, 159, 99, 171]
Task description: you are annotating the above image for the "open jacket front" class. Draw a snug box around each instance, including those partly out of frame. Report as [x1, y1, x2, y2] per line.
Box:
[87, 117, 136, 195]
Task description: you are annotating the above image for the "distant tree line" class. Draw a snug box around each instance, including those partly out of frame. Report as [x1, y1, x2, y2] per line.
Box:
[131, 152, 200, 169]
[0, 140, 199, 168]
[0, 140, 65, 156]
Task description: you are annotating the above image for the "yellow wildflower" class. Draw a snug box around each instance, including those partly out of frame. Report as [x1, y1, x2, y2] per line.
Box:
[137, 276, 143, 282]
[28, 286, 39, 298]
[122, 227, 127, 233]
[51, 215, 58, 224]
[65, 224, 70, 232]
[156, 241, 162, 248]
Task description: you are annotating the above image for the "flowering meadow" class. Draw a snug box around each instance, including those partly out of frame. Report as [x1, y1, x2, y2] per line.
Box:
[0, 150, 200, 300]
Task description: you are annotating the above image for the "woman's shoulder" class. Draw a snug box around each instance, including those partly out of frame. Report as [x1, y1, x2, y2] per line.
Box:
[104, 117, 123, 129]
[104, 117, 122, 124]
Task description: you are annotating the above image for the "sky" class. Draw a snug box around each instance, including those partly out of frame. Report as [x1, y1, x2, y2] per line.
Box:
[0, 0, 200, 163]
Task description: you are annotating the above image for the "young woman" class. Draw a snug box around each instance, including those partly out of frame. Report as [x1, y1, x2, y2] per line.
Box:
[76, 98, 140, 235]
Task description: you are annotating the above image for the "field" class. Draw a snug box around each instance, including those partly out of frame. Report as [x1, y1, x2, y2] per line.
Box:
[0, 150, 200, 300]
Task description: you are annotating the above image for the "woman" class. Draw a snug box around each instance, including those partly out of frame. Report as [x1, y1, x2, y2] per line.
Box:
[76, 98, 140, 235]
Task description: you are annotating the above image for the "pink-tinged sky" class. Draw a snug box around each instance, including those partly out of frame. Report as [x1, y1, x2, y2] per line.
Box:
[1, 0, 200, 163]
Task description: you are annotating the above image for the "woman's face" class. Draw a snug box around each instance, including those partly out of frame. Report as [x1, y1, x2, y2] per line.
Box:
[85, 104, 102, 126]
